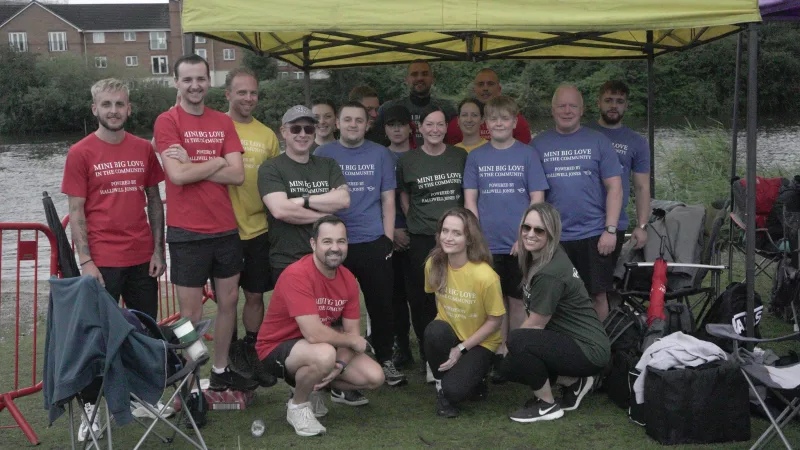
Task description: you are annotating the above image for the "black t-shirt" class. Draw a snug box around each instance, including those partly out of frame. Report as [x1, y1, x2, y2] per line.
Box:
[257, 153, 346, 269]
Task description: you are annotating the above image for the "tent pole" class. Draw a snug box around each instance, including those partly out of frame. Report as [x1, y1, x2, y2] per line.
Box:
[183, 33, 195, 56]
[303, 37, 312, 106]
[728, 32, 743, 285]
[744, 23, 759, 339]
[646, 31, 655, 198]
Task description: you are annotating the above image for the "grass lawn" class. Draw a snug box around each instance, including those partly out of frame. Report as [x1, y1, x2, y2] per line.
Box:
[1, 251, 799, 449]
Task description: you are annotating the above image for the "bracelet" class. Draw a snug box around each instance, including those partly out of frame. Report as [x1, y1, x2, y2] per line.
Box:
[336, 359, 348, 373]
[80, 259, 93, 267]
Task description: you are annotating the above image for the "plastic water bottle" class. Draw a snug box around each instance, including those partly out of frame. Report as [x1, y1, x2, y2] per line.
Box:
[251, 419, 265, 437]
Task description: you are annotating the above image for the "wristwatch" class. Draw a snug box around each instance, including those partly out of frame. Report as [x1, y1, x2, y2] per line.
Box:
[639, 223, 647, 230]
[302, 193, 310, 209]
[457, 343, 467, 355]
[604, 225, 617, 234]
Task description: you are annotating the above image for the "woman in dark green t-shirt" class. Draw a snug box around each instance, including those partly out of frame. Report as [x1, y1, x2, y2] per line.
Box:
[504, 203, 610, 424]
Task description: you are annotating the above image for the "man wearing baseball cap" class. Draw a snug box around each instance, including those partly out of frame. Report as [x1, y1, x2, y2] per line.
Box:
[257, 105, 350, 285]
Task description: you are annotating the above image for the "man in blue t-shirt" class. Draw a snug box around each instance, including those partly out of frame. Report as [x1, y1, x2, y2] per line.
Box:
[590, 81, 651, 249]
[315, 101, 407, 387]
[464, 95, 549, 383]
[530, 84, 623, 321]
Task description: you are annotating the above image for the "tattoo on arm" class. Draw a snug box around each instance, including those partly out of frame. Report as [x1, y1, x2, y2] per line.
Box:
[68, 197, 91, 260]
[145, 187, 165, 255]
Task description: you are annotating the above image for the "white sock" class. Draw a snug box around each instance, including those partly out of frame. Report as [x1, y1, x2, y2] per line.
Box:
[288, 399, 305, 409]
[211, 365, 226, 374]
[435, 379, 442, 393]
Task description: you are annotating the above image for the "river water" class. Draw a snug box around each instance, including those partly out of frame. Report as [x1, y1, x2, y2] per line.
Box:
[2, 125, 799, 280]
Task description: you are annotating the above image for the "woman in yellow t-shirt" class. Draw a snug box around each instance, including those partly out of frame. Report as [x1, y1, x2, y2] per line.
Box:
[454, 98, 487, 153]
[424, 207, 506, 418]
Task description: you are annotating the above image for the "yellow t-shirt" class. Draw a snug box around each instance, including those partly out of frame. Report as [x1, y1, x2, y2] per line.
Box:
[425, 259, 506, 352]
[229, 119, 280, 240]
[455, 139, 488, 154]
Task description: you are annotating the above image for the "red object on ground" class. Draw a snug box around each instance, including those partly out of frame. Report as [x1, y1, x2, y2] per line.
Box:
[648, 258, 668, 326]
[739, 176, 784, 228]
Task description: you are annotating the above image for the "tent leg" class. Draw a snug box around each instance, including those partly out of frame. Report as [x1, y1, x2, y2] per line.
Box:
[646, 30, 655, 198]
[304, 69, 311, 107]
[745, 23, 759, 339]
[728, 32, 743, 285]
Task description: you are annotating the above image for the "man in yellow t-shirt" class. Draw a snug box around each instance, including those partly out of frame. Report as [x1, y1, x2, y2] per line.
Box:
[225, 68, 280, 386]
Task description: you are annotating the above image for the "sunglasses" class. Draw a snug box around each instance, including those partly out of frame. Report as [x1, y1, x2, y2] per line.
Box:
[521, 224, 547, 236]
[288, 124, 315, 135]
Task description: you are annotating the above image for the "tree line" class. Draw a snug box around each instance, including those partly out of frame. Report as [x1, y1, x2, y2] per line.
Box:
[1, 23, 797, 136]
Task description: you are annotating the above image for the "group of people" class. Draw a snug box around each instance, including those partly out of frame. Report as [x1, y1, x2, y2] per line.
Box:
[61, 54, 652, 438]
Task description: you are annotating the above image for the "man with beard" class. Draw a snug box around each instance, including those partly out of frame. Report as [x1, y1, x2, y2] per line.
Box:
[589, 81, 650, 249]
[530, 84, 623, 321]
[256, 215, 384, 437]
[315, 102, 407, 387]
[154, 54, 257, 392]
[62, 78, 167, 440]
[445, 68, 532, 145]
[374, 60, 456, 144]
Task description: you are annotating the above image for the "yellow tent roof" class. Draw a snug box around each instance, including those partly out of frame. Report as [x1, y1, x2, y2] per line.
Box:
[182, 0, 762, 68]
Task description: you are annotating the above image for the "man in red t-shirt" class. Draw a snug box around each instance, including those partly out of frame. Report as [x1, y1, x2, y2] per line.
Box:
[445, 68, 532, 145]
[154, 54, 256, 392]
[256, 216, 384, 437]
[62, 78, 165, 320]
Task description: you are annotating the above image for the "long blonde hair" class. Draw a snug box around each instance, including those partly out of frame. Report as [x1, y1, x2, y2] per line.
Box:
[518, 203, 562, 287]
[427, 208, 492, 294]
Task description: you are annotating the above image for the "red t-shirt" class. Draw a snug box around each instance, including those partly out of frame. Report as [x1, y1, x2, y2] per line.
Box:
[256, 254, 361, 359]
[61, 132, 165, 267]
[153, 105, 243, 234]
[445, 113, 532, 145]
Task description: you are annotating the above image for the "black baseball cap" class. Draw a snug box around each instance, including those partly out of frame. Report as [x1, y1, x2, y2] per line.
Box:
[384, 104, 411, 125]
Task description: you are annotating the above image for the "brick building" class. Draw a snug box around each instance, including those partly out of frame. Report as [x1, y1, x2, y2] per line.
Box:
[0, 0, 242, 86]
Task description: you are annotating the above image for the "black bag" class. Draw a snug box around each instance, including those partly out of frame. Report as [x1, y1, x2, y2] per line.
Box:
[602, 305, 646, 408]
[606, 349, 638, 409]
[664, 302, 694, 335]
[644, 360, 750, 445]
[695, 283, 763, 352]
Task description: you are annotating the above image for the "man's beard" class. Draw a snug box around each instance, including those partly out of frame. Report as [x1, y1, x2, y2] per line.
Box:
[601, 110, 623, 126]
[97, 115, 125, 132]
[320, 250, 345, 269]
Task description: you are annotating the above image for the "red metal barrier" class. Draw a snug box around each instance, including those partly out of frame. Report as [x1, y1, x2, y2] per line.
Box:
[0, 223, 58, 445]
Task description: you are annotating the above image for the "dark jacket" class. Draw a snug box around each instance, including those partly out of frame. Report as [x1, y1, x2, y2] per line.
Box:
[43, 276, 166, 426]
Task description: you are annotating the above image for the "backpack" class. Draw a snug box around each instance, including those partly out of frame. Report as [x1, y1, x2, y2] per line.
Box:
[602, 305, 646, 409]
[695, 282, 763, 352]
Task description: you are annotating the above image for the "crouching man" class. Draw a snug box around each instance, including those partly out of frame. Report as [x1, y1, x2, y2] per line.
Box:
[255, 215, 384, 436]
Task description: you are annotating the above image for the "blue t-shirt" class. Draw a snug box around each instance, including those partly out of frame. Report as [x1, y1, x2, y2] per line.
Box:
[388, 149, 408, 229]
[531, 127, 622, 241]
[463, 141, 549, 254]
[315, 140, 396, 244]
[590, 125, 650, 230]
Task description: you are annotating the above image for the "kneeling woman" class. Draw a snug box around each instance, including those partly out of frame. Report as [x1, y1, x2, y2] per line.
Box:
[505, 203, 610, 423]
[424, 208, 506, 418]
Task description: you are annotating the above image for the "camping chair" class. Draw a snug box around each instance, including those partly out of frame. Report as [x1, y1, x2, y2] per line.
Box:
[44, 276, 210, 450]
[769, 207, 800, 331]
[617, 200, 728, 330]
[705, 324, 800, 450]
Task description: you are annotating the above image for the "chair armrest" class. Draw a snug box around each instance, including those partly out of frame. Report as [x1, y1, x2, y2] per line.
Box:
[624, 262, 727, 271]
[705, 323, 800, 343]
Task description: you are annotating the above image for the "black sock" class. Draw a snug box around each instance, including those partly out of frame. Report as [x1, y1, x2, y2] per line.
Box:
[243, 331, 258, 346]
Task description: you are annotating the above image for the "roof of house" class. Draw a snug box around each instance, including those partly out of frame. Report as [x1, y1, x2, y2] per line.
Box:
[0, 1, 170, 31]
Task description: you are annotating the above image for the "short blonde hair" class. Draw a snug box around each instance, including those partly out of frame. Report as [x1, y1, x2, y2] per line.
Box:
[484, 95, 519, 118]
[90, 78, 129, 103]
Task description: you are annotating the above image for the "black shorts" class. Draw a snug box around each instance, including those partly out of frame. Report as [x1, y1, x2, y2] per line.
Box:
[99, 262, 158, 320]
[561, 231, 625, 295]
[260, 338, 301, 387]
[240, 232, 273, 294]
[169, 234, 244, 287]
[271, 266, 287, 287]
[492, 254, 523, 299]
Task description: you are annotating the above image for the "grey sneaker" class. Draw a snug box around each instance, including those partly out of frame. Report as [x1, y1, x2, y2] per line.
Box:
[509, 398, 564, 423]
[286, 402, 326, 437]
[330, 388, 369, 406]
[382, 360, 407, 386]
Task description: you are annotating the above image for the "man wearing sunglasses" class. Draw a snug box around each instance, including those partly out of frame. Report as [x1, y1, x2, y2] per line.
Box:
[258, 105, 350, 288]
[315, 101, 407, 388]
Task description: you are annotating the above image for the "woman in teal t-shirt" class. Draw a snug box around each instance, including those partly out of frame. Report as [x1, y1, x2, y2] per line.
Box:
[504, 203, 610, 424]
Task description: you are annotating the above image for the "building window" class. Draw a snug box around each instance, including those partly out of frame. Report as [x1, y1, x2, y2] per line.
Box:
[48, 32, 67, 52]
[95, 56, 107, 69]
[294, 71, 304, 80]
[123, 31, 136, 41]
[92, 32, 105, 44]
[8, 32, 27, 52]
[279, 71, 289, 79]
[277, 61, 288, 67]
[194, 48, 207, 59]
[223, 48, 235, 61]
[125, 56, 138, 67]
[194, 36, 206, 44]
[149, 31, 167, 50]
[151, 55, 168, 75]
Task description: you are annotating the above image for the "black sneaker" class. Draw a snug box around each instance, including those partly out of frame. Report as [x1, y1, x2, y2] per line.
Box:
[391, 346, 414, 369]
[382, 360, 408, 386]
[182, 392, 208, 429]
[509, 398, 564, 423]
[330, 388, 369, 406]
[436, 391, 459, 418]
[209, 366, 259, 392]
[560, 376, 594, 411]
[490, 354, 507, 384]
[228, 339, 254, 378]
[471, 376, 489, 402]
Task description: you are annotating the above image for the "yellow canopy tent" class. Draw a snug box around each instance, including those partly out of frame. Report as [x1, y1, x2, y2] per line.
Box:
[182, 0, 760, 68]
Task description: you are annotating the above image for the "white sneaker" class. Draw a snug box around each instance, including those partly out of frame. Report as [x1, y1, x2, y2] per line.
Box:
[286, 402, 327, 437]
[289, 388, 329, 418]
[131, 400, 176, 419]
[77, 402, 102, 442]
[426, 363, 435, 384]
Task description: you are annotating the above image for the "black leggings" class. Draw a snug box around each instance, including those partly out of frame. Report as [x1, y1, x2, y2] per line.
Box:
[392, 250, 412, 350]
[405, 234, 438, 360]
[505, 328, 603, 391]
[424, 320, 494, 404]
